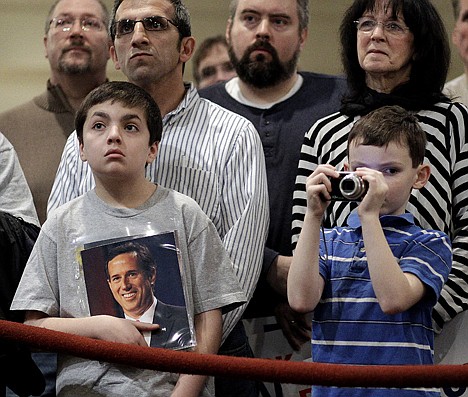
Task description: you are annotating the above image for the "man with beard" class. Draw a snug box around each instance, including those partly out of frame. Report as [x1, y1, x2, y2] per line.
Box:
[199, 0, 347, 393]
[0, 0, 110, 225]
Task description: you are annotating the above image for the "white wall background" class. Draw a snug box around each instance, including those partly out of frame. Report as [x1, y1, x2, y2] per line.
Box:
[0, 0, 462, 113]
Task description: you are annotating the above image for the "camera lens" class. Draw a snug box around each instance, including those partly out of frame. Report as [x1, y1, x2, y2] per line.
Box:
[339, 174, 367, 200]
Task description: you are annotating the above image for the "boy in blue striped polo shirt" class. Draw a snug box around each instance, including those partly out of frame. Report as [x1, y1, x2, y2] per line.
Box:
[288, 105, 452, 397]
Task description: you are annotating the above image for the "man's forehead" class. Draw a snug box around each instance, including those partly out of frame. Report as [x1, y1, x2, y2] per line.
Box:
[236, 0, 298, 16]
[109, 252, 138, 266]
[53, 0, 104, 18]
[116, 0, 173, 19]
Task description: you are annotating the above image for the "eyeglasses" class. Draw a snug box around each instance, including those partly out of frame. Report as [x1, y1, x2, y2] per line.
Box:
[112, 16, 178, 38]
[354, 17, 410, 36]
[49, 17, 104, 32]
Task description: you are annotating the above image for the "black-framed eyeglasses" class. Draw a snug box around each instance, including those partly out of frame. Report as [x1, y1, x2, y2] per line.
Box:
[354, 17, 410, 36]
[113, 16, 178, 37]
[49, 17, 104, 32]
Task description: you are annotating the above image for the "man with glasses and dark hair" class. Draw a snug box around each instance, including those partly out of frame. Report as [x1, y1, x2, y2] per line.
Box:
[0, 0, 110, 226]
[48, 0, 269, 395]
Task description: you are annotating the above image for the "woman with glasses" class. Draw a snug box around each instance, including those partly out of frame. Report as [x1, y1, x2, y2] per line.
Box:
[292, 0, 468, 390]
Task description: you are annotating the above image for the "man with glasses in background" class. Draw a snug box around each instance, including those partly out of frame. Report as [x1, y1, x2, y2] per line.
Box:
[1, 1, 110, 396]
[0, 0, 110, 226]
[48, 0, 269, 396]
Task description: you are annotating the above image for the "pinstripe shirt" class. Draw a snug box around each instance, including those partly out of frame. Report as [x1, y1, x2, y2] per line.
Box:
[292, 101, 468, 332]
[47, 84, 269, 341]
[312, 212, 451, 397]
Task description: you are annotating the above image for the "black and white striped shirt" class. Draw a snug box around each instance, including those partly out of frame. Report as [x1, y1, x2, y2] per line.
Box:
[292, 101, 468, 331]
[47, 85, 269, 341]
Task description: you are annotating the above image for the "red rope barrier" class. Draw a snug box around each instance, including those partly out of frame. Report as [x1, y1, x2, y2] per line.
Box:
[1, 319, 467, 388]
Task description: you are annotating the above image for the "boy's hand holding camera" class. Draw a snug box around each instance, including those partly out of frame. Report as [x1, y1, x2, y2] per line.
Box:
[304, 164, 338, 219]
[306, 164, 387, 215]
[353, 167, 387, 219]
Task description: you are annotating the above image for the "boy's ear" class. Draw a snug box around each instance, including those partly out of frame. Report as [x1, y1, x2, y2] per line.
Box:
[79, 141, 87, 162]
[412, 164, 431, 190]
[146, 142, 159, 164]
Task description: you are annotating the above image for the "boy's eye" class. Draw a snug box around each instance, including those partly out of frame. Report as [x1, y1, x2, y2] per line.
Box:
[383, 168, 398, 175]
[124, 124, 139, 132]
[92, 122, 106, 130]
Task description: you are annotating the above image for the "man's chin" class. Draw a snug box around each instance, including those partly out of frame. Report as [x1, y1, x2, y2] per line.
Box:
[58, 62, 91, 75]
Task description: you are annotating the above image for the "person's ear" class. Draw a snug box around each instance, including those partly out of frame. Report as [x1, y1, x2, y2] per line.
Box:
[43, 35, 49, 59]
[412, 164, 431, 190]
[110, 45, 121, 70]
[146, 142, 158, 164]
[179, 36, 195, 63]
[149, 267, 157, 285]
[79, 141, 87, 162]
[226, 18, 233, 45]
[299, 27, 308, 51]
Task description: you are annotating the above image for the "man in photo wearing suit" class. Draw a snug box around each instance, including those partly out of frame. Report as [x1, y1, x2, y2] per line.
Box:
[105, 241, 191, 349]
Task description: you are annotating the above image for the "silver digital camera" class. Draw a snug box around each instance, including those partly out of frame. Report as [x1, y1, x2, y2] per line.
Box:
[329, 172, 368, 201]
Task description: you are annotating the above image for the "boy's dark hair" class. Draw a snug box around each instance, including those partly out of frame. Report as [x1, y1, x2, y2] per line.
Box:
[75, 81, 163, 146]
[105, 241, 156, 281]
[347, 105, 426, 167]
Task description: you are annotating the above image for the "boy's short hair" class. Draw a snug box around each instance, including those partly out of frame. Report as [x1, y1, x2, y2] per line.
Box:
[75, 81, 163, 146]
[347, 105, 426, 167]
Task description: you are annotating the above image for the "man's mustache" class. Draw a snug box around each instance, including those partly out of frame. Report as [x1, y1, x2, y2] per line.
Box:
[62, 42, 91, 55]
[246, 40, 277, 58]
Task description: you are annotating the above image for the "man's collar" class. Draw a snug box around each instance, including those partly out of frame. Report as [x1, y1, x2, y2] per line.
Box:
[163, 82, 198, 126]
[32, 80, 74, 114]
[224, 73, 304, 109]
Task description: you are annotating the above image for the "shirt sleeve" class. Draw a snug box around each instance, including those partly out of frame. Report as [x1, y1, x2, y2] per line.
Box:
[11, 227, 59, 315]
[0, 133, 39, 226]
[399, 230, 452, 307]
[47, 132, 94, 215]
[218, 121, 269, 340]
[432, 102, 468, 330]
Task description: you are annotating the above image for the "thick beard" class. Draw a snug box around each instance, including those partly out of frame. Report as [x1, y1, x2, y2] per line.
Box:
[229, 40, 299, 89]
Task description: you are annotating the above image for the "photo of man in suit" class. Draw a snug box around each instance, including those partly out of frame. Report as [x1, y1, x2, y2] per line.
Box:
[105, 241, 192, 350]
